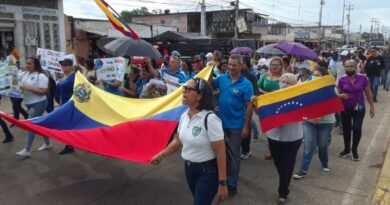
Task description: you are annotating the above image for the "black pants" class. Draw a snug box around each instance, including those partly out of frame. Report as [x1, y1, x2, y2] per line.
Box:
[0, 118, 13, 139]
[10, 97, 28, 120]
[268, 138, 302, 199]
[341, 109, 365, 154]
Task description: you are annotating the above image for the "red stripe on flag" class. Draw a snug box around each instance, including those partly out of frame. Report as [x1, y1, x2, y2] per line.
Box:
[0, 113, 176, 164]
[259, 97, 344, 132]
[108, 18, 133, 37]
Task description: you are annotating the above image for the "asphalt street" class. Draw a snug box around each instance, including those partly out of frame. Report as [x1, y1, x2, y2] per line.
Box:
[0, 88, 389, 205]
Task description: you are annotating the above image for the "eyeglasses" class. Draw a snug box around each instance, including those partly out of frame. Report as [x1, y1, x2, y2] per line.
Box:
[270, 64, 282, 67]
[183, 85, 198, 93]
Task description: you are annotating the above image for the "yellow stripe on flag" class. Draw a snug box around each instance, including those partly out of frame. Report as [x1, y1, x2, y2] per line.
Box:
[73, 66, 213, 126]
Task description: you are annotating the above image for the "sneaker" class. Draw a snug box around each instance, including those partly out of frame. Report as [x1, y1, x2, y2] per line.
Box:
[16, 149, 31, 157]
[322, 167, 330, 172]
[241, 152, 251, 160]
[352, 152, 360, 161]
[339, 150, 351, 158]
[227, 186, 237, 197]
[59, 146, 75, 155]
[37, 143, 52, 151]
[2, 137, 13, 143]
[277, 197, 287, 205]
[293, 170, 307, 179]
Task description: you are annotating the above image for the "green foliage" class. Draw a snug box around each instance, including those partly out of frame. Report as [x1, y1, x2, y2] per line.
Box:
[120, 7, 151, 22]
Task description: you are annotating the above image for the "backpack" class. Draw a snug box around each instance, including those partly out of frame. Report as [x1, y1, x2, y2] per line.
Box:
[41, 70, 56, 96]
[204, 111, 235, 176]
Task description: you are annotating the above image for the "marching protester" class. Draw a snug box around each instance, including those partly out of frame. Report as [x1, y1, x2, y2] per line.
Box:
[120, 67, 141, 98]
[16, 57, 51, 157]
[192, 54, 204, 73]
[240, 55, 260, 160]
[7, 48, 28, 125]
[149, 55, 186, 86]
[56, 59, 76, 155]
[295, 61, 312, 84]
[258, 56, 284, 160]
[294, 67, 335, 179]
[84, 59, 97, 85]
[212, 54, 253, 196]
[151, 78, 228, 205]
[258, 73, 303, 205]
[338, 59, 375, 161]
[182, 61, 195, 81]
[364, 48, 385, 102]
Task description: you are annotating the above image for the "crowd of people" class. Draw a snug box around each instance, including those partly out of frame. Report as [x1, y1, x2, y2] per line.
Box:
[1, 45, 388, 204]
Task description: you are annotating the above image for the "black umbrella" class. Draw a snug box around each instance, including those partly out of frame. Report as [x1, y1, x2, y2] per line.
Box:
[103, 37, 161, 58]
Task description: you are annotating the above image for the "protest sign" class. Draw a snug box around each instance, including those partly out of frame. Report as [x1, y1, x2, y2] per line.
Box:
[37, 48, 64, 73]
[94, 57, 128, 82]
[0, 62, 22, 98]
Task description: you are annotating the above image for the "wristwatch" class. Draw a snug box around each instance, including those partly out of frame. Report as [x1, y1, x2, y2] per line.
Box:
[218, 180, 227, 186]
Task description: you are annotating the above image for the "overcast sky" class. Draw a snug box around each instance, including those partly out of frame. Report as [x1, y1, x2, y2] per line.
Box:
[64, 0, 390, 33]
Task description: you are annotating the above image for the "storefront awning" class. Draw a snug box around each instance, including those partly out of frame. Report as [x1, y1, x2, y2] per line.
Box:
[75, 20, 110, 36]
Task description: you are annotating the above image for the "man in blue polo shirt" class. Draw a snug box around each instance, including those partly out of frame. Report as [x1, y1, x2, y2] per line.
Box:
[213, 54, 254, 197]
[160, 55, 186, 85]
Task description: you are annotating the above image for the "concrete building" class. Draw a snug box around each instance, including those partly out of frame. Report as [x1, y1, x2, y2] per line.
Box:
[65, 16, 177, 59]
[131, 9, 269, 39]
[0, 0, 66, 65]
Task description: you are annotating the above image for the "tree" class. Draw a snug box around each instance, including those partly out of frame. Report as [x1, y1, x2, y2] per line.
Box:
[120, 7, 151, 22]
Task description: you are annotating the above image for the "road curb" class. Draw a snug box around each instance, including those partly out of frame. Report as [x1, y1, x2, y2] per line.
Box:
[372, 142, 390, 205]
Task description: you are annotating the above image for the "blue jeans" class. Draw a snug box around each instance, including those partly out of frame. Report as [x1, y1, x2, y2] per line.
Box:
[300, 122, 334, 171]
[184, 159, 218, 205]
[224, 128, 242, 188]
[26, 99, 49, 150]
[368, 75, 380, 100]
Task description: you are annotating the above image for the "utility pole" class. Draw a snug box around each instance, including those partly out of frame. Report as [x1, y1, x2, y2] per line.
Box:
[318, 0, 325, 48]
[234, 0, 239, 39]
[358, 23, 362, 47]
[341, 0, 345, 44]
[370, 18, 375, 40]
[345, 3, 353, 45]
[200, 0, 206, 36]
[341, 0, 345, 30]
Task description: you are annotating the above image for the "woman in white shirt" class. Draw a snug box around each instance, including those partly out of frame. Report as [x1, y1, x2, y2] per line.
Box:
[256, 73, 303, 205]
[16, 57, 51, 157]
[151, 78, 228, 205]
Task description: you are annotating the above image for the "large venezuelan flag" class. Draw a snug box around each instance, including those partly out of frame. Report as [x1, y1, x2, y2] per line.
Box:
[255, 75, 344, 132]
[95, 0, 140, 40]
[0, 66, 212, 163]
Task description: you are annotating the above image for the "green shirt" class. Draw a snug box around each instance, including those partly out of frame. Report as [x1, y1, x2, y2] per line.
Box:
[258, 74, 280, 92]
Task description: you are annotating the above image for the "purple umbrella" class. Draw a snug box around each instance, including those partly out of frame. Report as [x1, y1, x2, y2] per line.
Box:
[230, 47, 254, 55]
[275, 42, 318, 61]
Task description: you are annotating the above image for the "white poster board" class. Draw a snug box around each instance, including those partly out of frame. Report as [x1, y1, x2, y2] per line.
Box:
[37, 48, 65, 73]
[0, 62, 22, 98]
[94, 57, 128, 82]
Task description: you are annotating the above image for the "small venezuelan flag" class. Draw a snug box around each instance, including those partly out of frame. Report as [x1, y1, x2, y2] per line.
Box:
[255, 75, 344, 132]
[95, 0, 140, 40]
